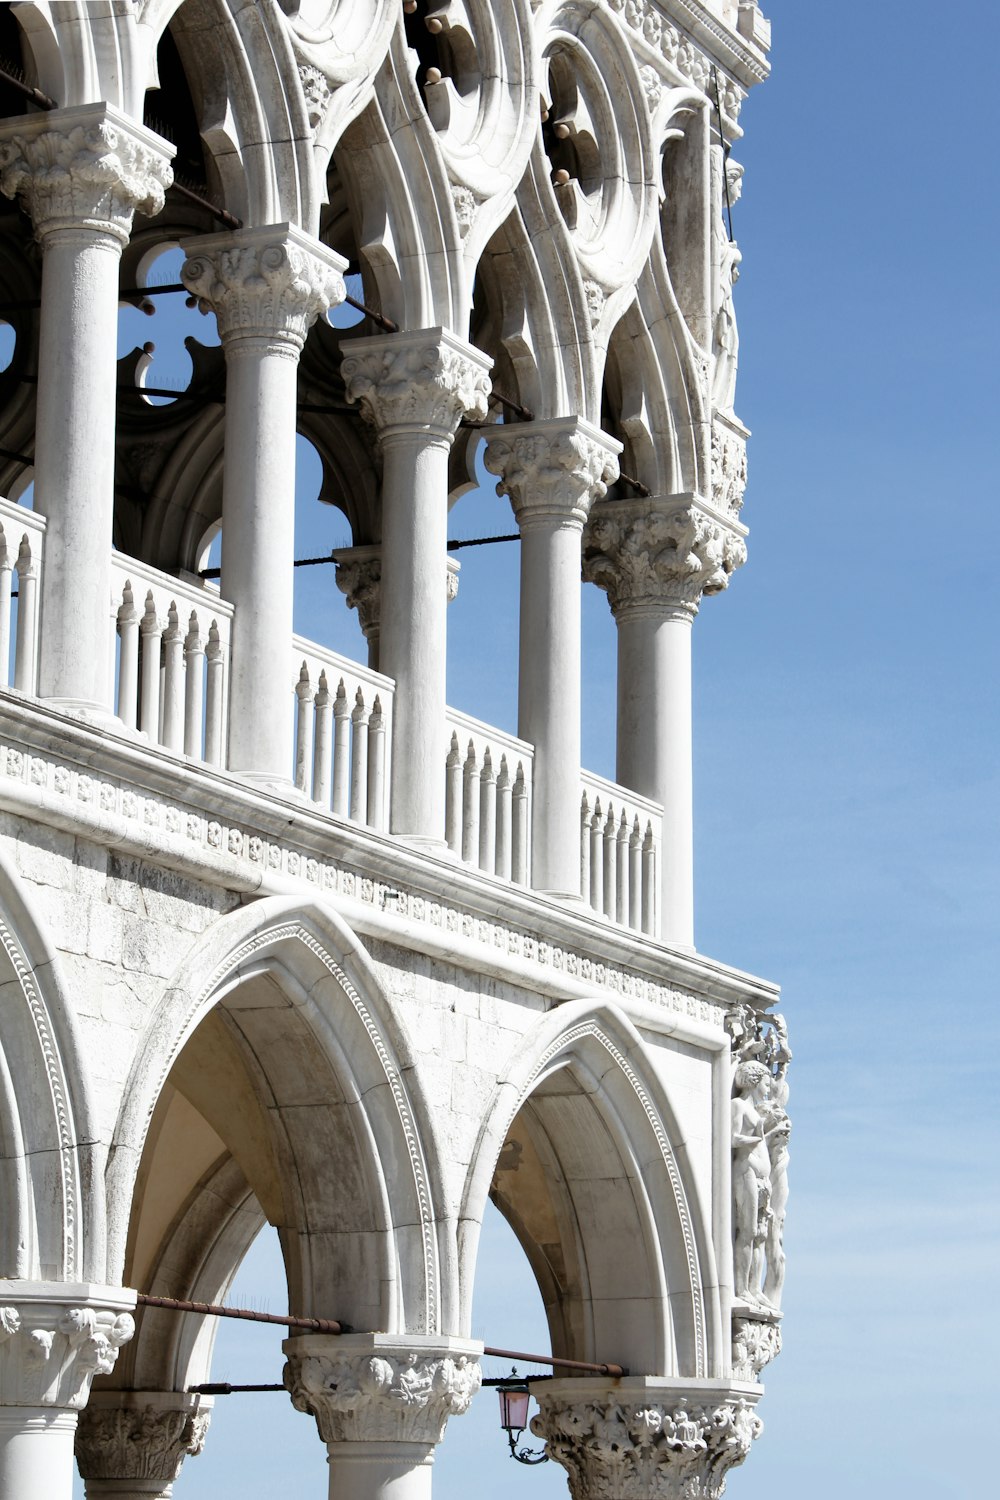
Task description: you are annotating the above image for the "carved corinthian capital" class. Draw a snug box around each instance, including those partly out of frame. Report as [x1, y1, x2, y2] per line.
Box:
[181, 225, 347, 350]
[341, 329, 492, 436]
[484, 417, 621, 529]
[0, 1283, 135, 1410]
[531, 1380, 763, 1500]
[584, 495, 748, 619]
[75, 1392, 211, 1489]
[283, 1335, 482, 1445]
[0, 104, 173, 245]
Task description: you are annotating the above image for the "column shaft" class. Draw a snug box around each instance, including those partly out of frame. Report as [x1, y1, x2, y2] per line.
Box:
[616, 604, 694, 947]
[0, 1409, 76, 1500]
[220, 341, 299, 780]
[326, 1440, 434, 1500]
[519, 515, 586, 896]
[379, 430, 451, 840]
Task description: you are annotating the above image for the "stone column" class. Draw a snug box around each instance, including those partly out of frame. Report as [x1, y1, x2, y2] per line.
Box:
[341, 331, 491, 844]
[0, 105, 173, 713]
[283, 1334, 481, 1500]
[530, 1378, 762, 1500]
[75, 1391, 211, 1499]
[583, 495, 746, 949]
[0, 1282, 136, 1500]
[485, 419, 620, 898]
[182, 225, 347, 785]
[333, 546, 461, 676]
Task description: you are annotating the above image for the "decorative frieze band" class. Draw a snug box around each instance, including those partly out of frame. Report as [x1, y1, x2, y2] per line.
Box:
[531, 1382, 763, 1500]
[484, 418, 621, 529]
[583, 496, 747, 618]
[0, 105, 173, 245]
[0, 1285, 135, 1410]
[341, 329, 492, 435]
[0, 737, 733, 1031]
[182, 225, 347, 350]
[284, 1337, 481, 1445]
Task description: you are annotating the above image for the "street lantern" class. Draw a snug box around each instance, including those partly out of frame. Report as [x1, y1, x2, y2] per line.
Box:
[495, 1370, 549, 1465]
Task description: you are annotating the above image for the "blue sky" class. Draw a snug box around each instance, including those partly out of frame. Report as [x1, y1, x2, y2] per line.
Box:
[68, 2, 999, 1495]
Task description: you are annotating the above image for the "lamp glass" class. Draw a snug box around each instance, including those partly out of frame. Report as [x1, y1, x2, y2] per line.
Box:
[498, 1386, 531, 1435]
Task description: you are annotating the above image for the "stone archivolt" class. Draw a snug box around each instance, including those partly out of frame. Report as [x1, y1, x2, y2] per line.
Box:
[584, 498, 747, 616]
[531, 1389, 763, 1500]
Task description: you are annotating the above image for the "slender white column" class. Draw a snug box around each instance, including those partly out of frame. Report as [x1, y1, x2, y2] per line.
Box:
[529, 1378, 762, 1500]
[75, 1391, 212, 1500]
[341, 332, 491, 844]
[0, 106, 173, 712]
[284, 1334, 481, 1500]
[584, 495, 747, 949]
[485, 419, 620, 897]
[182, 225, 347, 785]
[0, 1282, 136, 1500]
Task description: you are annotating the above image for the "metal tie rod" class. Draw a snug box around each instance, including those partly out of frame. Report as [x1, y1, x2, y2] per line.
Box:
[135, 1292, 348, 1335]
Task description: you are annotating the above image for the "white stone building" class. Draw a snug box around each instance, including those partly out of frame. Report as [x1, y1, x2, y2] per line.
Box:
[0, 3, 788, 1497]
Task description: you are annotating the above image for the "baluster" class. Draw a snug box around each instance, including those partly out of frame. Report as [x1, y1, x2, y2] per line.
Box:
[116, 583, 139, 729]
[0, 529, 12, 688]
[495, 754, 512, 880]
[367, 694, 386, 829]
[445, 731, 463, 851]
[332, 678, 350, 817]
[183, 611, 204, 758]
[479, 747, 497, 874]
[161, 602, 184, 751]
[629, 817, 642, 930]
[603, 802, 617, 918]
[13, 537, 38, 694]
[590, 797, 604, 913]
[616, 811, 630, 925]
[294, 663, 313, 793]
[204, 622, 225, 766]
[350, 687, 369, 821]
[139, 591, 161, 739]
[580, 791, 591, 900]
[641, 821, 656, 935]
[512, 763, 529, 885]
[462, 740, 479, 865]
[312, 670, 332, 806]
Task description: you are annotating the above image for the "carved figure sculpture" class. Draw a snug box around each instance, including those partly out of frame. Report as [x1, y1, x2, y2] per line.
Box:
[731, 1060, 772, 1304]
[711, 159, 745, 414]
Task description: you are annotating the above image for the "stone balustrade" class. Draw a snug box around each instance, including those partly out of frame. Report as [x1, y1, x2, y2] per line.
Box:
[292, 637, 393, 833]
[580, 770, 661, 936]
[0, 497, 44, 695]
[111, 553, 233, 767]
[445, 708, 533, 884]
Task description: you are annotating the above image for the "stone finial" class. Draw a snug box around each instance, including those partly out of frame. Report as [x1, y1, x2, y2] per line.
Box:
[340, 329, 492, 436]
[181, 225, 347, 350]
[0, 1285, 135, 1410]
[75, 1393, 211, 1490]
[484, 417, 621, 529]
[583, 496, 747, 620]
[283, 1335, 482, 1446]
[531, 1381, 763, 1500]
[0, 105, 174, 245]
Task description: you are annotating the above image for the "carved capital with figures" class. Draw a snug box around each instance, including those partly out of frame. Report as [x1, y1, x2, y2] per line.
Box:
[484, 417, 621, 530]
[75, 1391, 211, 1489]
[341, 330, 492, 437]
[0, 1283, 135, 1410]
[584, 495, 747, 619]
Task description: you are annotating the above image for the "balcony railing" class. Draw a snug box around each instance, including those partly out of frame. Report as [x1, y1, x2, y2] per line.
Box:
[0, 496, 45, 694]
[2, 516, 663, 937]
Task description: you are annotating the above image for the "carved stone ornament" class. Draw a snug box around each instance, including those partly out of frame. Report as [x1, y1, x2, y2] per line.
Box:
[484, 417, 621, 529]
[531, 1381, 763, 1500]
[340, 329, 492, 436]
[711, 417, 749, 518]
[75, 1393, 211, 1484]
[181, 225, 347, 350]
[283, 1335, 482, 1445]
[732, 1316, 782, 1383]
[333, 546, 460, 641]
[0, 1284, 135, 1410]
[728, 1008, 791, 1313]
[584, 496, 747, 618]
[0, 104, 173, 245]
